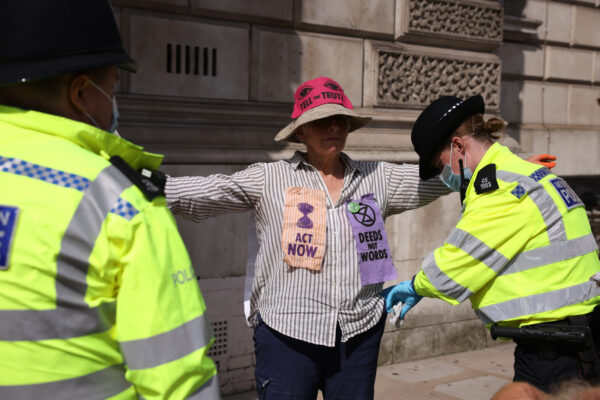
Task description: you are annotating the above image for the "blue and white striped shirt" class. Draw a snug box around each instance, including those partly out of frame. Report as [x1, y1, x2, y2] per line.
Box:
[166, 152, 449, 346]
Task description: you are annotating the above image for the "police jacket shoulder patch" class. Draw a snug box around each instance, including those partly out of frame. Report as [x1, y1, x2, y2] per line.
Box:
[474, 163, 499, 195]
[109, 156, 165, 201]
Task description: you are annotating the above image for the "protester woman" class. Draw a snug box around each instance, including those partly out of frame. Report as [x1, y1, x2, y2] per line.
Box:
[166, 77, 452, 399]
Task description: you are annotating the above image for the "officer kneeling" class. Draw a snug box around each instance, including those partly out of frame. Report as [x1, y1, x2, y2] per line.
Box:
[0, 1, 220, 398]
[383, 94, 600, 392]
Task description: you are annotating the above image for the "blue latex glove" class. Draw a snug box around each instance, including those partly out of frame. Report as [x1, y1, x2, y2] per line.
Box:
[381, 280, 423, 320]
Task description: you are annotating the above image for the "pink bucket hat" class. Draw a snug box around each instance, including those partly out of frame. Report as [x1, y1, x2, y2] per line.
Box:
[274, 77, 372, 142]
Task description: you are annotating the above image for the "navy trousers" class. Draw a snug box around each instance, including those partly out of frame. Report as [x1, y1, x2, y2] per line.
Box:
[253, 310, 386, 400]
[513, 307, 600, 392]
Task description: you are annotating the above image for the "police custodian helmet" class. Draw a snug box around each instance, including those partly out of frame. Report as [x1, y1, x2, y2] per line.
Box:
[411, 95, 485, 180]
[0, 0, 138, 86]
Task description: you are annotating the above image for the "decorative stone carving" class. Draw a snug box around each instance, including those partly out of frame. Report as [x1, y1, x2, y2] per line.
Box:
[396, 0, 503, 51]
[409, 0, 501, 40]
[364, 41, 501, 110]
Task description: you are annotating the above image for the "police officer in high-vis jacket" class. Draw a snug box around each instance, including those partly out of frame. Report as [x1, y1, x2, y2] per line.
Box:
[0, 1, 220, 399]
[383, 94, 600, 391]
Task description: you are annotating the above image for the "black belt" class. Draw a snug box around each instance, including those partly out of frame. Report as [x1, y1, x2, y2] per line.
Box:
[491, 311, 595, 345]
[496, 305, 600, 381]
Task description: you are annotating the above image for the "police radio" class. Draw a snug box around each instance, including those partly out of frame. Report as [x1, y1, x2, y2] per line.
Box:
[459, 159, 468, 203]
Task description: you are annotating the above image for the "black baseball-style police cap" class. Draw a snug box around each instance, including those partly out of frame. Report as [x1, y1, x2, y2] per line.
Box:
[0, 0, 138, 86]
[411, 95, 485, 180]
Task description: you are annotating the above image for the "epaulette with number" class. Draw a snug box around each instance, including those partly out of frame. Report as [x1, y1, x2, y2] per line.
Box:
[109, 155, 166, 201]
[474, 163, 499, 195]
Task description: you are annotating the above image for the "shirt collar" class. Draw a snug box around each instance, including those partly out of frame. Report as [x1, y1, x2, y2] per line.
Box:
[289, 151, 363, 176]
[289, 151, 306, 170]
[0, 105, 163, 171]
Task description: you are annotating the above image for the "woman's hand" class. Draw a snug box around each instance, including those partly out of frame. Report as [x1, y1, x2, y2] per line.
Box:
[526, 154, 557, 169]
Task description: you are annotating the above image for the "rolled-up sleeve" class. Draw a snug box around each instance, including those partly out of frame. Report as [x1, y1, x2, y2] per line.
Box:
[165, 163, 265, 222]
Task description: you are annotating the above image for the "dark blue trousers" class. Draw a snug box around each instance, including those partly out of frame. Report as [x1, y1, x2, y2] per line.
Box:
[513, 307, 600, 392]
[253, 310, 386, 400]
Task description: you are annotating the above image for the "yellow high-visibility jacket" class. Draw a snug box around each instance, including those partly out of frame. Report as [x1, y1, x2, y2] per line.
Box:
[0, 105, 220, 399]
[415, 143, 600, 328]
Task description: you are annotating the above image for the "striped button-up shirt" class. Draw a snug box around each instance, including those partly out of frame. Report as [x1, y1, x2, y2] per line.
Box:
[166, 152, 449, 346]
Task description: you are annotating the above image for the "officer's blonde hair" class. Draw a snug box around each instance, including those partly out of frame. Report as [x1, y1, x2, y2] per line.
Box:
[453, 113, 505, 143]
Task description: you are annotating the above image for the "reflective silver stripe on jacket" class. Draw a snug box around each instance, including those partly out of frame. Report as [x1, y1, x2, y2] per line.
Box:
[423, 228, 507, 302]
[475, 280, 600, 324]
[499, 233, 598, 277]
[446, 228, 509, 273]
[120, 314, 213, 370]
[422, 251, 473, 302]
[496, 170, 566, 243]
[424, 231, 597, 303]
[187, 375, 222, 400]
[0, 364, 131, 400]
[424, 232, 599, 302]
[0, 165, 131, 341]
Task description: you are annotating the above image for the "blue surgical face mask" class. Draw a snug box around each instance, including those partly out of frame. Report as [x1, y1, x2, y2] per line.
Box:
[84, 79, 120, 134]
[439, 143, 472, 192]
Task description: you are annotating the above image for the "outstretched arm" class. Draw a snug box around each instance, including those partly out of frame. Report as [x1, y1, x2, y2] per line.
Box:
[385, 163, 452, 215]
[166, 163, 264, 222]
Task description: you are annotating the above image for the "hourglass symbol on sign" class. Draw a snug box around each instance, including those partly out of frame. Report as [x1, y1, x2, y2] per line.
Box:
[296, 203, 314, 229]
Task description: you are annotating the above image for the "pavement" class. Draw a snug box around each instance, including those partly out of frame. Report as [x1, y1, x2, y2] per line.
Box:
[223, 343, 516, 400]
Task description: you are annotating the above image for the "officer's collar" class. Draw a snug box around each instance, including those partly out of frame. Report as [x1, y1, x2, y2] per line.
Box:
[0, 105, 163, 171]
[463, 142, 506, 203]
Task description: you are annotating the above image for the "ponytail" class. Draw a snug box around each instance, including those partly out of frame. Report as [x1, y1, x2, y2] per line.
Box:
[453, 113, 505, 142]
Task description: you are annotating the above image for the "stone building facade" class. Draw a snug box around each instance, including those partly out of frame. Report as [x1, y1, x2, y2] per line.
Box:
[110, 0, 600, 395]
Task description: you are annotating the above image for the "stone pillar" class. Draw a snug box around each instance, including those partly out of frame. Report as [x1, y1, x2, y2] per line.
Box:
[499, 0, 600, 177]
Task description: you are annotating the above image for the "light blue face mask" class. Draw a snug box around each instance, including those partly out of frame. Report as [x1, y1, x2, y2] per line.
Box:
[439, 143, 472, 192]
[84, 79, 120, 134]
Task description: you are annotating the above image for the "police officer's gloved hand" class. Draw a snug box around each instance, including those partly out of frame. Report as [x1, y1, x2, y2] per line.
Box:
[382, 280, 423, 320]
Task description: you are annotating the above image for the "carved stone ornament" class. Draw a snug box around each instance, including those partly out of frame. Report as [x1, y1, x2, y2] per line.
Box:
[408, 0, 502, 41]
[367, 42, 501, 110]
[378, 52, 500, 108]
[395, 0, 503, 51]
